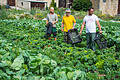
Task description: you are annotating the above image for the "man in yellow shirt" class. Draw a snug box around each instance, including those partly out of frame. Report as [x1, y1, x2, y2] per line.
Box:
[61, 9, 76, 43]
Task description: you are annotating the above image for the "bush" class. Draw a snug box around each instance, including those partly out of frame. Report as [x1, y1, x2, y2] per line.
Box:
[54, 8, 66, 18]
[30, 9, 36, 15]
[50, 0, 56, 8]
[73, 0, 92, 11]
[113, 16, 120, 21]
[73, 11, 87, 19]
[0, 9, 9, 19]
[19, 13, 32, 19]
[0, 5, 6, 9]
[98, 14, 114, 20]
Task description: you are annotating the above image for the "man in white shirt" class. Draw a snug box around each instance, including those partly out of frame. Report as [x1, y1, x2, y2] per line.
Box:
[80, 8, 102, 51]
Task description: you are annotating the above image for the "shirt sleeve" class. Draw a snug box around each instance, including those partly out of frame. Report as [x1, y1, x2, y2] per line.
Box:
[55, 14, 58, 22]
[83, 16, 86, 22]
[72, 16, 76, 23]
[95, 15, 99, 21]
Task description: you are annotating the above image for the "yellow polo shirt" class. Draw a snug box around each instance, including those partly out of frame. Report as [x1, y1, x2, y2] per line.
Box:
[62, 15, 76, 32]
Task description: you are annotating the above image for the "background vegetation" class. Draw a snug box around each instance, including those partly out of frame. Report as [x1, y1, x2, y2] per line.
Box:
[73, 0, 92, 11]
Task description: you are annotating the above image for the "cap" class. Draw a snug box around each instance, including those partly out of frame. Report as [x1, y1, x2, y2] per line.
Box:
[66, 9, 71, 13]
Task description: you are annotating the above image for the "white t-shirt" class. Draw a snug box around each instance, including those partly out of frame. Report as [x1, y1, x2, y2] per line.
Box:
[83, 14, 99, 33]
[46, 13, 58, 27]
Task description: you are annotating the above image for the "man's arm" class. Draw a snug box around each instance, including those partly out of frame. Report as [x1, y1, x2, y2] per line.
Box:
[73, 22, 76, 29]
[96, 20, 102, 34]
[53, 20, 58, 24]
[46, 20, 48, 25]
[46, 14, 49, 25]
[52, 14, 58, 24]
[72, 16, 76, 29]
[61, 23, 64, 32]
[61, 18, 64, 32]
[53, 21, 58, 24]
[54, 21, 58, 24]
[80, 22, 85, 35]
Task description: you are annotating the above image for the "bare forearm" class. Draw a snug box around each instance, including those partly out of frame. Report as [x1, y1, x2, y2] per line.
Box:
[46, 20, 48, 24]
[98, 24, 102, 31]
[61, 23, 64, 31]
[97, 21, 102, 30]
[80, 22, 85, 32]
[80, 24, 85, 32]
[73, 23, 76, 28]
[61, 23, 64, 28]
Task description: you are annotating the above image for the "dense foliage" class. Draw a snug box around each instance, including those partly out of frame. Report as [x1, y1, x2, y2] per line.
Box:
[72, 0, 92, 11]
[50, 0, 56, 9]
[0, 19, 119, 80]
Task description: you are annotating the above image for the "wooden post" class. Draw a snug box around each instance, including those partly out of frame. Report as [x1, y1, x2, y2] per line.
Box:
[56, 0, 59, 8]
[15, 0, 17, 7]
[66, 0, 69, 8]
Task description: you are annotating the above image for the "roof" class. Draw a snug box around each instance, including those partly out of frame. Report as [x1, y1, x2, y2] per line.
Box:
[25, 0, 47, 3]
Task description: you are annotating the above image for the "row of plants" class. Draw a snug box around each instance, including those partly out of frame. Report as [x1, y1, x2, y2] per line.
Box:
[0, 18, 119, 79]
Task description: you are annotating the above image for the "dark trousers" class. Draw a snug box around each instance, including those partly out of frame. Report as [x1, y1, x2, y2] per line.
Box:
[64, 32, 71, 43]
[47, 27, 57, 38]
[86, 33, 96, 51]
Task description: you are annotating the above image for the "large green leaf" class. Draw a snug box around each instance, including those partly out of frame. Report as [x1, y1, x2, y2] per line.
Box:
[11, 55, 24, 70]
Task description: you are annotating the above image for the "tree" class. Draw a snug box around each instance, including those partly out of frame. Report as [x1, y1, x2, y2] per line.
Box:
[72, 0, 92, 11]
[50, 0, 56, 8]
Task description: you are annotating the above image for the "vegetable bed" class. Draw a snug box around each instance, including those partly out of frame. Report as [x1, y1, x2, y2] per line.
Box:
[0, 19, 119, 80]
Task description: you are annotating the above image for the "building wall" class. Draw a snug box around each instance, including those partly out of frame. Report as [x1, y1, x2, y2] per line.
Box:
[58, 0, 73, 8]
[17, 0, 48, 10]
[17, 0, 30, 10]
[0, 0, 7, 5]
[23, 0, 59, 8]
[17, 0, 51, 10]
[0, 0, 59, 9]
[90, 0, 100, 10]
[47, 0, 51, 7]
[99, 0, 118, 16]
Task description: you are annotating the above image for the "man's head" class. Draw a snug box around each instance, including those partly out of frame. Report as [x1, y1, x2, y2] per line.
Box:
[50, 7, 54, 14]
[88, 8, 94, 15]
[66, 9, 71, 16]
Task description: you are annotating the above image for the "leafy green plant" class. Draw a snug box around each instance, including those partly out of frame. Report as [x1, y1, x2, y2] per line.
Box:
[50, 0, 56, 8]
[0, 18, 119, 80]
[73, 0, 92, 11]
[0, 9, 9, 19]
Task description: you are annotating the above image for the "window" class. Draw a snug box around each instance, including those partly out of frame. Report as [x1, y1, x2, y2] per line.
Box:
[103, 0, 106, 3]
[21, 2, 23, 6]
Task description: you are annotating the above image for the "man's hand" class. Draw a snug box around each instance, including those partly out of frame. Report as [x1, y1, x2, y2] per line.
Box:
[52, 22, 55, 25]
[96, 20, 102, 34]
[79, 22, 85, 35]
[73, 23, 76, 29]
[99, 30, 102, 34]
[72, 27, 74, 29]
[46, 20, 48, 25]
[80, 31, 82, 35]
